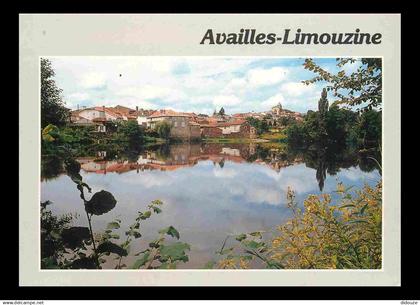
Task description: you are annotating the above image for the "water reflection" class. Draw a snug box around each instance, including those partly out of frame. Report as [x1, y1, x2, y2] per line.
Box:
[61, 143, 380, 193]
[41, 143, 381, 268]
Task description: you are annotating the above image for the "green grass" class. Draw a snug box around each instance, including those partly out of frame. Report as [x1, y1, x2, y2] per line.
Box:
[144, 136, 166, 143]
[259, 131, 287, 142]
[202, 137, 256, 144]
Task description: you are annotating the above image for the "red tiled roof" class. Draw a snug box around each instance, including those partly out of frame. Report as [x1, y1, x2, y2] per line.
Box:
[93, 107, 124, 119]
[149, 109, 192, 118]
[217, 119, 246, 127]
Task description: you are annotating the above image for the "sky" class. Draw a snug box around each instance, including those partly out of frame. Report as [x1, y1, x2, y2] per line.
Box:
[48, 57, 362, 115]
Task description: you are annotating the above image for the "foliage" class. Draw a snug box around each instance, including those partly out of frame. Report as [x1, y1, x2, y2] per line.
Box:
[318, 88, 329, 118]
[278, 116, 296, 127]
[259, 131, 287, 142]
[285, 106, 381, 149]
[354, 109, 382, 147]
[155, 120, 172, 140]
[213, 181, 382, 269]
[325, 105, 358, 145]
[303, 58, 382, 111]
[41, 58, 70, 128]
[114, 120, 144, 148]
[40, 141, 190, 269]
[41, 201, 74, 268]
[246, 117, 269, 135]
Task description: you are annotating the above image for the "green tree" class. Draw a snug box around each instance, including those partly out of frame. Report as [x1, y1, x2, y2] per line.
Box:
[285, 123, 305, 147]
[245, 117, 269, 135]
[303, 58, 382, 111]
[317, 88, 329, 138]
[155, 120, 172, 140]
[325, 104, 357, 145]
[118, 120, 144, 147]
[41, 58, 69, 127]
[355, 109, 382, 148]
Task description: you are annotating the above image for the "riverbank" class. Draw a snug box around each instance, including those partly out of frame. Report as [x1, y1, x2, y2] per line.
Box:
[202, 137, 270, 144]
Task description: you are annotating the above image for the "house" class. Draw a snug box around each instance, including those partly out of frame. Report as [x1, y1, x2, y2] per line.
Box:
[200, 119, 256, 139]
[112, 105, 139, 121]
[147, 109, 201, 140]
[270, 102, 303, 123]
[70, 106, 123, 132]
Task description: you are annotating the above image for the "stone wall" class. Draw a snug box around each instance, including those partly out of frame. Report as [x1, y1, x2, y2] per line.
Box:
[201, 126, 223, 137]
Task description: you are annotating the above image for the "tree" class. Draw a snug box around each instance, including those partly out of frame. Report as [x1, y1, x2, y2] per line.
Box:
[318, 88, 329, 118]
[245, 117, 269, 135]
[317, 88, 329, 139]
[303, 58, 382, 111]
[218, 107, 225, 116]
[41, 58, 69, 128]
[355, 110, 382, 148]
[325, 105, 357, 144]
[155, 120, 172, 140]
[118, 120, 144, 147]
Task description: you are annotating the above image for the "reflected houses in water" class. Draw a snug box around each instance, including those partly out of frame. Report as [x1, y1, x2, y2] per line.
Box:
[75, 143, 303, 176]
[43, 143, 381, 192]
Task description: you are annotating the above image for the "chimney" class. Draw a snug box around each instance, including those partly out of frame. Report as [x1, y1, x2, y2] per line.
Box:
[103, 105, 106, 111]
[136, 106, 139, 112]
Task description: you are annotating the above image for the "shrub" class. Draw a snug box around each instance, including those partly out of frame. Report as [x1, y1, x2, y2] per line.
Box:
[214, 181, 382, 269]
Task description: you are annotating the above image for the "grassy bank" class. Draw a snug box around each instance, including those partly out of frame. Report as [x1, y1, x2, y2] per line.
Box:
[202, 137, 270, 144]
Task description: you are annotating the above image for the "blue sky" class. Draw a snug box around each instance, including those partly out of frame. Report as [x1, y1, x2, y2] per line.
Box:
[49, 57, 361, 114]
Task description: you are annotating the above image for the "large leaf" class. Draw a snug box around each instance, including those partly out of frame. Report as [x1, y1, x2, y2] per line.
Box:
[42, 124, 59, 142]
[61, 226, 90, 249]
[159, 226, 180, 240]
[159, 242, 190, 263]
[106, 221, 120, 230]
[85, 190, 117, 215]
[139, 210, 152, 220]
[131, 251, 150, 269]
[242, 240, 265, 250]
[97, 241, 128, 257]
[235, 233, 247, 242]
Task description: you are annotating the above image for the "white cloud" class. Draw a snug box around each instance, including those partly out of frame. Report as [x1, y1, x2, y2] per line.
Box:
[213, 168, 238, 178]
[115, 85, 186, 103]
[247, 67, 288, 87]
[67, 92, 90, 103]
[79, 72, 107, 89]
[261, 93, 285, 108]
[213, 95, 241, 107]
[49, 57, 337, 114]
[281, 82, 316, 97]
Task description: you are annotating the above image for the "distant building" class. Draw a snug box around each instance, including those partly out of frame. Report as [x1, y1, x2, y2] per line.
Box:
[271, 102, 283, 116]
[147, 109, 201, 140]
[200, 119, 256, 139]
[70, 105, 158, 131]
[70, 106, 123, 132]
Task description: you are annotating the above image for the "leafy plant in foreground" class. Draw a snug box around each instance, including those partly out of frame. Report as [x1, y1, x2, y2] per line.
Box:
[40, 134, 190, 269]
[212, 181, 382, 269]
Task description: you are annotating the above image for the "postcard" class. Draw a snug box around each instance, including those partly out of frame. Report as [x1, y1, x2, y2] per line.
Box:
[19, 14, 401, 286]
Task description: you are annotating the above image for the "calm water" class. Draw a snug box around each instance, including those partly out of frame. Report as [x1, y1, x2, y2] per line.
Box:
[41, 143, 380, 268]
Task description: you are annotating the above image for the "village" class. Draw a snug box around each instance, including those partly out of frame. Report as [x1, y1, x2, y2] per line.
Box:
[69, 102, 303, 141]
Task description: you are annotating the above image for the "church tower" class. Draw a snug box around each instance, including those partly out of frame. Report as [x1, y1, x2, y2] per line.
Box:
[272, 102, 283, 116]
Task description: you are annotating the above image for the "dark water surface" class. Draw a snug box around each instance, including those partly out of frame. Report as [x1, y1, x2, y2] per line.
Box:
[41, 143, 380, 268]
